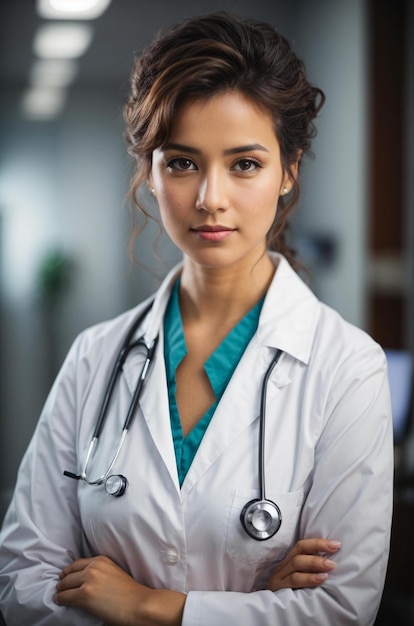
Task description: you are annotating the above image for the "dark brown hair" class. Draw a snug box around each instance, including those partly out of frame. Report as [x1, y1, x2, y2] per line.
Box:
[124, 11, 325, 269]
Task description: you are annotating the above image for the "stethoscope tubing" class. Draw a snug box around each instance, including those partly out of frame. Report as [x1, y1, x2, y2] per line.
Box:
[64, 299, 285, 540]
[92, 300, 155, 440]
[258, 349, 282, 501]
[64, 301, 155, 486]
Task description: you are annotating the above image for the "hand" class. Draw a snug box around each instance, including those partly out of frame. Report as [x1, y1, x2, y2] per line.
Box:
[54, 555, 186, 626]
[266, 538, 341, 591]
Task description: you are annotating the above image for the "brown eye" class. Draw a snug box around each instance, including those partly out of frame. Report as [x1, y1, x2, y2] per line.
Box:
[167, 157, 197, 171]
[232, 158, 262, 173]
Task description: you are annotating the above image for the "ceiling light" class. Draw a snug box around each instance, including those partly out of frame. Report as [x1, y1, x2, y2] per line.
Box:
[33, 23, 93, 59]
[36, 0, 112, 20]
[21, 87, 66, 119]
[30, 59, 78, 87]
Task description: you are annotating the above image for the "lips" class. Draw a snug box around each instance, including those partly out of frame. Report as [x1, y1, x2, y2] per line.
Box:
[191, 225, 236, 242]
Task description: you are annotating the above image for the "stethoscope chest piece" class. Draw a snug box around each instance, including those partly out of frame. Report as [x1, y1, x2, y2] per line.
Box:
[240, 498, 282, 541]
[104, 474, 128, 497]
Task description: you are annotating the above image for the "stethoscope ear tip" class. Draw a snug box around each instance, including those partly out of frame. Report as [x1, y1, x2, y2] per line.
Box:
[63, 470, 81, 480]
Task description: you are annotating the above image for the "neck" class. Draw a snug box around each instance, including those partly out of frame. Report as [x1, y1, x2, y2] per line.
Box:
[179, 252, 276, 326]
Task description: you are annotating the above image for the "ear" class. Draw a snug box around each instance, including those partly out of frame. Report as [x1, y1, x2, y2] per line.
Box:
[281, 151, 302, 195]
[147, 176, 156, 196]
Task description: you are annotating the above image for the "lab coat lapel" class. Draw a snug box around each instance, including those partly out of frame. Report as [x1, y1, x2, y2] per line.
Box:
[141, 344, 182, 490]
[180, 340, 291, 498]
[121, 266, 183, 494]
[122, 333, 181, 494]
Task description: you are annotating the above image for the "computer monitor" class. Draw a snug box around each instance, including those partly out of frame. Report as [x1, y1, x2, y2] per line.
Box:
[385, 349, 413, 445]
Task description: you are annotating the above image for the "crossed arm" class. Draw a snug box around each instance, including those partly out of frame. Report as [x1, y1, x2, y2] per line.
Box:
[54, 538, 341, 625]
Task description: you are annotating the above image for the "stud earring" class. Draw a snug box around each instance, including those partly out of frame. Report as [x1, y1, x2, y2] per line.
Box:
[282, 187, 289, 195]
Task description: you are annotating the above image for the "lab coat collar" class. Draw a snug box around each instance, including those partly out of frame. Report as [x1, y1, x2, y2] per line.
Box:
[257, 253, 320, 365]
[142, 263, 183, 344]
[141, 253, 319, 364]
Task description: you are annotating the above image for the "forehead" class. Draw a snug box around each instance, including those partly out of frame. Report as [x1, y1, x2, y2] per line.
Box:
[169, 91, 277, 145]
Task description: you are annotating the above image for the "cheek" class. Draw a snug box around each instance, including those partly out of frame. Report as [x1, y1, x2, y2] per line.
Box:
[239, 183, 279, 225]
[157, 189, 191, 237]
[260, 173, 283, 205]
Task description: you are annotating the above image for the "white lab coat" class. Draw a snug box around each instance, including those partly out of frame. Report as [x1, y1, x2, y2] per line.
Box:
[0, 254, 393, 625]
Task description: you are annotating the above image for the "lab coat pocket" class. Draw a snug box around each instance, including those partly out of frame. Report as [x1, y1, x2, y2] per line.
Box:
[226, 488, 304, 565]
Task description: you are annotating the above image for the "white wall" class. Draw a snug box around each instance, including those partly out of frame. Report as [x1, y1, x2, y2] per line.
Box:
[292, 0, 368, 328]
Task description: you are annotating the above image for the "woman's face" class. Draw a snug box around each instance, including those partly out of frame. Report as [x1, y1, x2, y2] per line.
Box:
[150, 91, 292, 272]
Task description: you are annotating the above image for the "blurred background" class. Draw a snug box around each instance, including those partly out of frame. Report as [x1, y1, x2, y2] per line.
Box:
[0, 0, 413, 623]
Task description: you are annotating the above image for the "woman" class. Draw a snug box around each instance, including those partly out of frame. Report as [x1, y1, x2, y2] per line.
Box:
[0, 12, 393, 626]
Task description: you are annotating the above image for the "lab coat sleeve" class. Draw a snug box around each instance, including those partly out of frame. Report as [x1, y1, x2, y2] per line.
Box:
[182, 343, 394, 625]
[0, 333, 102, 626]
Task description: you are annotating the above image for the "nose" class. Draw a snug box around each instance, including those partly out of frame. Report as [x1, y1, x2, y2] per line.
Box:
[195, 170, 229, 213]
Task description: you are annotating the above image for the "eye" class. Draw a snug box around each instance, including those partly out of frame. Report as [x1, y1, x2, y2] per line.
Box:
[232, 158, 262, 173]
[166, 157, 197, 171]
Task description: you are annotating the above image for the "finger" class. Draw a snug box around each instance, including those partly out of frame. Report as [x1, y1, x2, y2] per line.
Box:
[57, 567, 94, 595]
[283, 554, 336, 578]
[292, 538, 341, 557]
[274, 538, 340, 574]
[268, 570, 330, 591]
[266, 550, 338, 592]
[54, 587, 82, 607]
[59, 557, 96, 579]
[59, 555, 114, 580]
[55, 559, 108, 601]
[269, 553, 336, 587]
[58, 556, 115, 590]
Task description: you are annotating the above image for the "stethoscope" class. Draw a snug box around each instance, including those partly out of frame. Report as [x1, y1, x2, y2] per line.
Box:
[64, 301, 283, 541]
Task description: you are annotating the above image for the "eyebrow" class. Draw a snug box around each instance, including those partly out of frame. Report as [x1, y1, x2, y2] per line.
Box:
[163, 142, 269, 155]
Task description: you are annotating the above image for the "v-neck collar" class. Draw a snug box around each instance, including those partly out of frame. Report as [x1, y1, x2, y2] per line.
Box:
[163, 281, 264, 485]
[164, 279, 264, 406]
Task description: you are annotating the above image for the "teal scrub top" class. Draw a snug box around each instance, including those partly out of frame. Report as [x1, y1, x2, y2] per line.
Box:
[163, 280, 264, 486]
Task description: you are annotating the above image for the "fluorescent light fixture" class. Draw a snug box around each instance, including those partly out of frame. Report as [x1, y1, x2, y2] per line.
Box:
[36, 0, 112, 20]
[33, 23, 93, 59]
[30, 59, 78, 87]
[21, 87, 66, 119]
